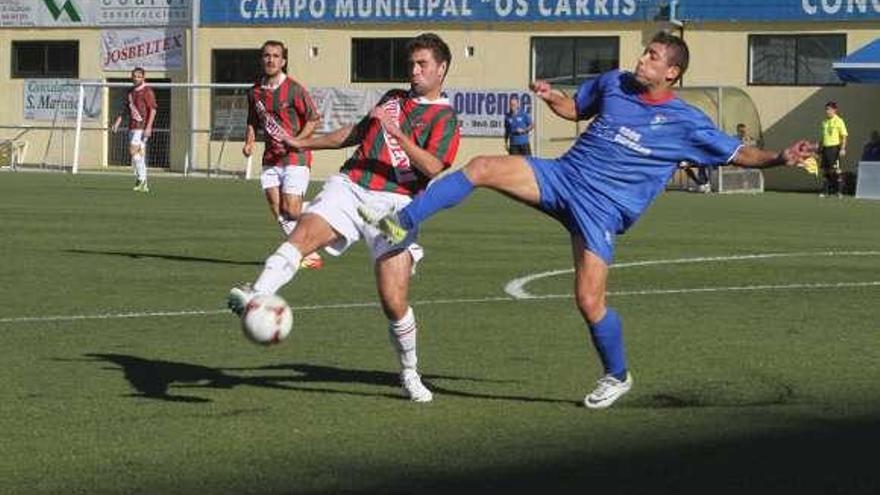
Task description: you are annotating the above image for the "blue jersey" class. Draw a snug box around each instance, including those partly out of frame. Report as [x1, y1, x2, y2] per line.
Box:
[505, 111, 532, 146]
[563, 70, 742, 230]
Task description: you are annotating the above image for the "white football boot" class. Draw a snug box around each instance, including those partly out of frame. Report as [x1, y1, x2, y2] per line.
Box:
[401, 370, 433, 403]
[583, 372, 633, 409]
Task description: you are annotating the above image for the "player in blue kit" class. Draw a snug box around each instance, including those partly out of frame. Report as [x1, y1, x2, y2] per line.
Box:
[360, 31, 815, 409]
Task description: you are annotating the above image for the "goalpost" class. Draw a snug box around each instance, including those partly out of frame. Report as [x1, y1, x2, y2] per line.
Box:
[70, 81, 256, 178]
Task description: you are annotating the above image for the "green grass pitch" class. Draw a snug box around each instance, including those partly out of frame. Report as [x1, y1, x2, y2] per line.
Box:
[1, 172, 879, 494]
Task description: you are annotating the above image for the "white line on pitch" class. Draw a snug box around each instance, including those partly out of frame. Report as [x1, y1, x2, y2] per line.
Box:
[504, 250, 880, 299]
[1, 280, 878, 325]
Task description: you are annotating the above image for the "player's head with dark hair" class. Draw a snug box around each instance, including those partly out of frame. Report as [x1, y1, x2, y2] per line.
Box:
[261, 40, 288, 75]
[405, 33, 452, 97]
[407, 33, 452, 79]
[130, 67, 146, 85]
[509, 94, 520, 113]
[636, 31, 689, 87]
[653, 31, 689, 83]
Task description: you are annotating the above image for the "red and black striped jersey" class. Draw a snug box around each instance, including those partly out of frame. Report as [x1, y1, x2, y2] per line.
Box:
[125, 84, 157, 131]
[342, 89, 460, 196]
[247, 76, 319, 167]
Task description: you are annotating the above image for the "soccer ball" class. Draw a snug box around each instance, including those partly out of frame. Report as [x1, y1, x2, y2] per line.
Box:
[240, 294, 293, 345]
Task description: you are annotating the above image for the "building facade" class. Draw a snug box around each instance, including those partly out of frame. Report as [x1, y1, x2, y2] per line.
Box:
[1, 0, 878, 190]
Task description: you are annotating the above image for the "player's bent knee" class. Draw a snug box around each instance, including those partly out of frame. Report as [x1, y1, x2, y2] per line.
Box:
[463, 155, 496, 184]
[380, 299, 409, 321]
[575, 292, 606, 323]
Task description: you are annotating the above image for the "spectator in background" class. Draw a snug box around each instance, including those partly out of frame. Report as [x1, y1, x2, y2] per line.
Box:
[504, 94, 533, 155]
[819, 101, 848, 198]
[679, 161, 711, 193]
[736, 123, 756, 146]
[861, 130, 880, 161]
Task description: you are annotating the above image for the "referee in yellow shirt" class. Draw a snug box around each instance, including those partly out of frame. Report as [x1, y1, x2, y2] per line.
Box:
[819, 101, 848, 198]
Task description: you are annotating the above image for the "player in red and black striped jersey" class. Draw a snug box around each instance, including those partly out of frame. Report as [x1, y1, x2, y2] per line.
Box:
[111, 67, 157, 192]
[228, 34, 460, 403]
[243, 40, 322, 268]
[340, 87, 459, 196]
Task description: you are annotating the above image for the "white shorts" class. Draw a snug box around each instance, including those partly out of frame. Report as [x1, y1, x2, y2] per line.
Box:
[128, 130, 147, 152]
[260, 164, 310, 196]
[306, 173, 424, 266]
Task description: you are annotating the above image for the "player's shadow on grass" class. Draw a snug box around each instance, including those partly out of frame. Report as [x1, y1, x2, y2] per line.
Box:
[84, 354, 557, 404]
[66, 248, 262, 266]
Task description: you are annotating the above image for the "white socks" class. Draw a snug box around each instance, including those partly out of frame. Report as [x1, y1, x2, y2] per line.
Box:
[133, 149, 147, 183]
[253, 242, 303, 295]
[389, 307, 418, 372]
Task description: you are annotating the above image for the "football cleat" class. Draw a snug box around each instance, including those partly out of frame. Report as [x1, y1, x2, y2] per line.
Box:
[357, 206, 409, 245]
[401, 370, 433, 403]
[583, 372, 633, 409]
[227, 283, 256, 316]
[300, 251, 324, 270]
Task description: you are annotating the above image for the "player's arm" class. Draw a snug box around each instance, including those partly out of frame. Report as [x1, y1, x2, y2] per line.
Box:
[111, 114, 123, 133]
[530, 80, 578, 121]
[291, 121, 365, 151]
[731, 140, 816, 169]
[296, 118, 318, 140]
[143, 90, 157, 139]
[294, 85, 321, 141]
[242, 124, 256, 157]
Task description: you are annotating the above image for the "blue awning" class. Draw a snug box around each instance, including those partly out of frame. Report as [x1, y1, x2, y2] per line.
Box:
[833, 38, 880, 83]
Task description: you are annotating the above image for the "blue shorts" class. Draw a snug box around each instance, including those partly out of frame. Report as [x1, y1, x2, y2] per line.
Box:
[527, 157, 621, 265]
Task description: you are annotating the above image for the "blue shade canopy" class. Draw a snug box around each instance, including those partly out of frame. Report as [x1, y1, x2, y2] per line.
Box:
[833, 38, 880, 83]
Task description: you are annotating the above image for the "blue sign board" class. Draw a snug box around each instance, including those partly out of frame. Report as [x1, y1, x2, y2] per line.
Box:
[678, 0, 880, 22]
[201, 0, 659, 25]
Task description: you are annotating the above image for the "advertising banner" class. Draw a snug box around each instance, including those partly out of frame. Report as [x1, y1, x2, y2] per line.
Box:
[24, 79, 101, 121]
[447, 89, 532, 137]
[678, 0, 880, 21]
[101, 29, 186, 71]
[311, 87, 383, 133]
[202, 0, 649, 25]
[1, 0, 190, 27]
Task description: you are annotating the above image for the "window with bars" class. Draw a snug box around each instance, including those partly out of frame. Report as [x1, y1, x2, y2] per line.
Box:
[211, 49, 261, 140]
[12, 41, 79, 78]
[531, 37, 619, 87]
[351, 38, 412, 83]
[749, 34, 845, 86]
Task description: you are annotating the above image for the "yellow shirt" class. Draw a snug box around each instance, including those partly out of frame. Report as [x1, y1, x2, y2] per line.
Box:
[821, 115, 848, 147]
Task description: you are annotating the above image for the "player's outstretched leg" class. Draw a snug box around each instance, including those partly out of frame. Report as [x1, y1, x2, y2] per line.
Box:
[359, 169, 475, 244]
[389, 306, 432, 402]
[227, 242, 303, 315]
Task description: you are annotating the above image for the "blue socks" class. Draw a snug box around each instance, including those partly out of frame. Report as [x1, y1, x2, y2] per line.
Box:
[588, 308, 628, 380]
[399, 170, 475, 229]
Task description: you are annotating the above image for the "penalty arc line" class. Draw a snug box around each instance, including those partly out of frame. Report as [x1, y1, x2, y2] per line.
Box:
[504, 250, 880, 299]
[1, 280, 879, 325]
